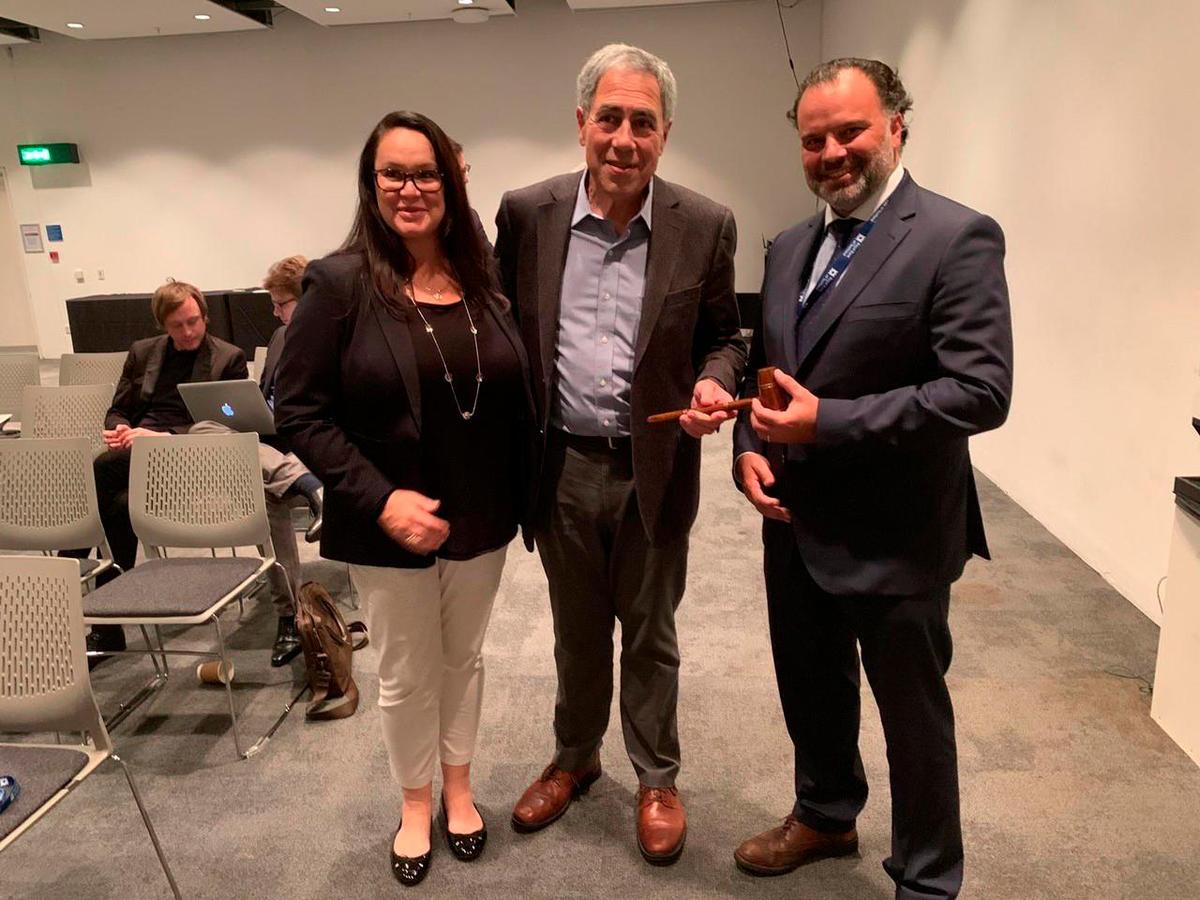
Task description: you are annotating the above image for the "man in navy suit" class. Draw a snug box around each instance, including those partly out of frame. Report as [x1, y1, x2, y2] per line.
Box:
[731, 59, 1013, 900]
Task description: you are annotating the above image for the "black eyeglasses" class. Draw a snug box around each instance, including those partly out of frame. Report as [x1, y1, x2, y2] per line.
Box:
[375, 168, 444, 192]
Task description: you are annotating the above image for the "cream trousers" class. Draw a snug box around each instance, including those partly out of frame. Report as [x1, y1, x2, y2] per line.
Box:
[350, 546, 507, 789]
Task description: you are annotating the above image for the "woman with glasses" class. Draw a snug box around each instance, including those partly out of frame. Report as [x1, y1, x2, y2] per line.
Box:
[275, 110, 535, 887]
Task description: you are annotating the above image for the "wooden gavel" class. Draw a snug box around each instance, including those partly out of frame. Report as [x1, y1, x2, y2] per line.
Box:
[646, 367, 786, 424]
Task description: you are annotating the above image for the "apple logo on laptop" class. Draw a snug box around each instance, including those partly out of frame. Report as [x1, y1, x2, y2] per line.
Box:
[221, 403, 235, 418]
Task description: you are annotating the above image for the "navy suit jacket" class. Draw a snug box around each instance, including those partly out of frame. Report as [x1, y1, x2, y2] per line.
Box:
[734, 173, 1013, 595]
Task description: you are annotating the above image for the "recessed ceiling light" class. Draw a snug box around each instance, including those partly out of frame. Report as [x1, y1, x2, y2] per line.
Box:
[451, 6, 488, 21]
[324, 6, 342, 11]
[66, 22, 84, 29]
[458, 0, 474, 5]
[194, 14, 211, 21]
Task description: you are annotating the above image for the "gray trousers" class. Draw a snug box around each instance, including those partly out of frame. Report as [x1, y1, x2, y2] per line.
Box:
[534, 432, 688, 787]
[189, 421, 309, 615]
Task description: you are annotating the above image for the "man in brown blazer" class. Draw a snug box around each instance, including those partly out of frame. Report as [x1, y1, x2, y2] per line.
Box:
[495, 43, 746, 865]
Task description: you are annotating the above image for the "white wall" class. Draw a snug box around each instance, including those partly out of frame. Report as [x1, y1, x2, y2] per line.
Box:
[820, 0, 1200, 623]
[0, 0, 822, 358]
[0, 167, 39, 348]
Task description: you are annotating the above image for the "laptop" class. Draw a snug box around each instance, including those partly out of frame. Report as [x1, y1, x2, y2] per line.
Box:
[179, 379, 276, 435]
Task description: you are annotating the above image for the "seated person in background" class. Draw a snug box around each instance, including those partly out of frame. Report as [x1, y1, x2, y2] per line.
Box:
[190, 255, 323, 667]
[87, 280, 248, 659]
[449, 137, 495, 259]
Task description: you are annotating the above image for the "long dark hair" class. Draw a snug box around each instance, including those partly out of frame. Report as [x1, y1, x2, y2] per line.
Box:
[340, 111, 493, 313]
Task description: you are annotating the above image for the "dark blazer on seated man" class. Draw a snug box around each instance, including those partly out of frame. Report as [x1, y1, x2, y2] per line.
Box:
[256, 324, 288, 451]
[105, 332, 246, 434]
[258, 325, 285, 403]
[101, 330, 247, 571]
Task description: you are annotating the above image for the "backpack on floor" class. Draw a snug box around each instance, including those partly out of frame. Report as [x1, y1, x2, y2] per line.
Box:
[295, 580, 369, 721]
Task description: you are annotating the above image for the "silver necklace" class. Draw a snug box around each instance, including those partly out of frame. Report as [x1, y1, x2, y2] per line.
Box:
[415, 277, 447, 303]
[407, 284, 482, 421]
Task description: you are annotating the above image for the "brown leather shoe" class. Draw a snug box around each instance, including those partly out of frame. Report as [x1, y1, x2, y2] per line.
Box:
[511, 760, 601, 833]
[636, 784, 686, 865]
[734, 815, 858, 876]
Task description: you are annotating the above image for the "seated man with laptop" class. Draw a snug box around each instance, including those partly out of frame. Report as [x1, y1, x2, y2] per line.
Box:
[87, 276, 319, 669]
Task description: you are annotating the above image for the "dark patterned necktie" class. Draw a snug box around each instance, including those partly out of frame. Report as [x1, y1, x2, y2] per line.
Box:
[827, 216, 862, 256]
[795, 217, 863, 357]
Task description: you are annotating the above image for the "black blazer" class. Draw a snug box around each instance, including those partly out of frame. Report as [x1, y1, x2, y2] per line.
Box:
[259, 324, 286, 398]
[734, 173, 1013, 596]
[274, 252, 538, 569]
[105, 333, 247, 432]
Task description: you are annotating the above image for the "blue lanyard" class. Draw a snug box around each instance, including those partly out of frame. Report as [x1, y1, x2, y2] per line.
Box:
[798, 199, 890, 313]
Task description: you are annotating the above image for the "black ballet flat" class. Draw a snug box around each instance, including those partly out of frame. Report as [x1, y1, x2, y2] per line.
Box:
[391, 820, 432, 887]
[440, 796, 488, 862]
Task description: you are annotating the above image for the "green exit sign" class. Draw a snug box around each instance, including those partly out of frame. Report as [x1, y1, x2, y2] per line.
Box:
[17, 143, 80, 166]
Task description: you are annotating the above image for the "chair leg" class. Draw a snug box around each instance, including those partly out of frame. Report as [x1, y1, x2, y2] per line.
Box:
[344, 563, 359, 611]
[111, 753, 182, 900]
[274, 561, 298, 615]
[212, 616, 245, 760]
[102, 633, 169, 731]
[154, 626, 169, 674]
[139, 626, 165, 679]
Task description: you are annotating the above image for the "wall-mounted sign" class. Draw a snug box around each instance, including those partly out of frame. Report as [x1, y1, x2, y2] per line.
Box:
[17, 143, 80, 166]
[20, 224, 43, 253]
[46, 224, 63, 242]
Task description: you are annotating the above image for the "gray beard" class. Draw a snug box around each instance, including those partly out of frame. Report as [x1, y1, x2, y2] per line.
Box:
[811, 152, 895, 215]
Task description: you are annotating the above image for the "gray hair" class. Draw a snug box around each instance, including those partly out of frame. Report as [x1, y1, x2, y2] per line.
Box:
[576, 43, 677, 123]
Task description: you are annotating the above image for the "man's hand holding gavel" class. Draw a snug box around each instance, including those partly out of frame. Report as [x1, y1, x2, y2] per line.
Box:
[737, 368, 822, 523]
[678, 378, 734, 438]
[750, 368, 820, 445]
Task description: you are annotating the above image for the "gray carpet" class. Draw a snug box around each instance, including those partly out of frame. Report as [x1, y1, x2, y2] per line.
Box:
[3, 429, 1199, 899]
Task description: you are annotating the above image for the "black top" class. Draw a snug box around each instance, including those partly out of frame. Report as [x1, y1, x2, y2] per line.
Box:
[407, 299, 524, 562]
[139, 342, 199, 431]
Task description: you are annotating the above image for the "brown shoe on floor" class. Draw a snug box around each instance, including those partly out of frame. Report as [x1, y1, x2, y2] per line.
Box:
[734, 815, 858, 876]
[636, 784, 686, 866]
[511, 760, 601, 833]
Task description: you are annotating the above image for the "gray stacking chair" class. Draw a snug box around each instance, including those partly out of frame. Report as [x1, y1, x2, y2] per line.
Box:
[0, 352, 40, 425]
[82, 431, 300, 759]
[20, 384, 113, 458]
[0, 437, 117, 587]
[0, 555, 181, 899]
[58, 351, 127, 392]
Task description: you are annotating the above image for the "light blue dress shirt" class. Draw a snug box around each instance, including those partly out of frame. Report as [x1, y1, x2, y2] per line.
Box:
[551, 173, 653, 437]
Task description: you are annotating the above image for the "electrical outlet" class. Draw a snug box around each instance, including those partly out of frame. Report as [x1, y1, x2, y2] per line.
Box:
[98, 268, 105, 281]
[73, 268, 84, 283]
